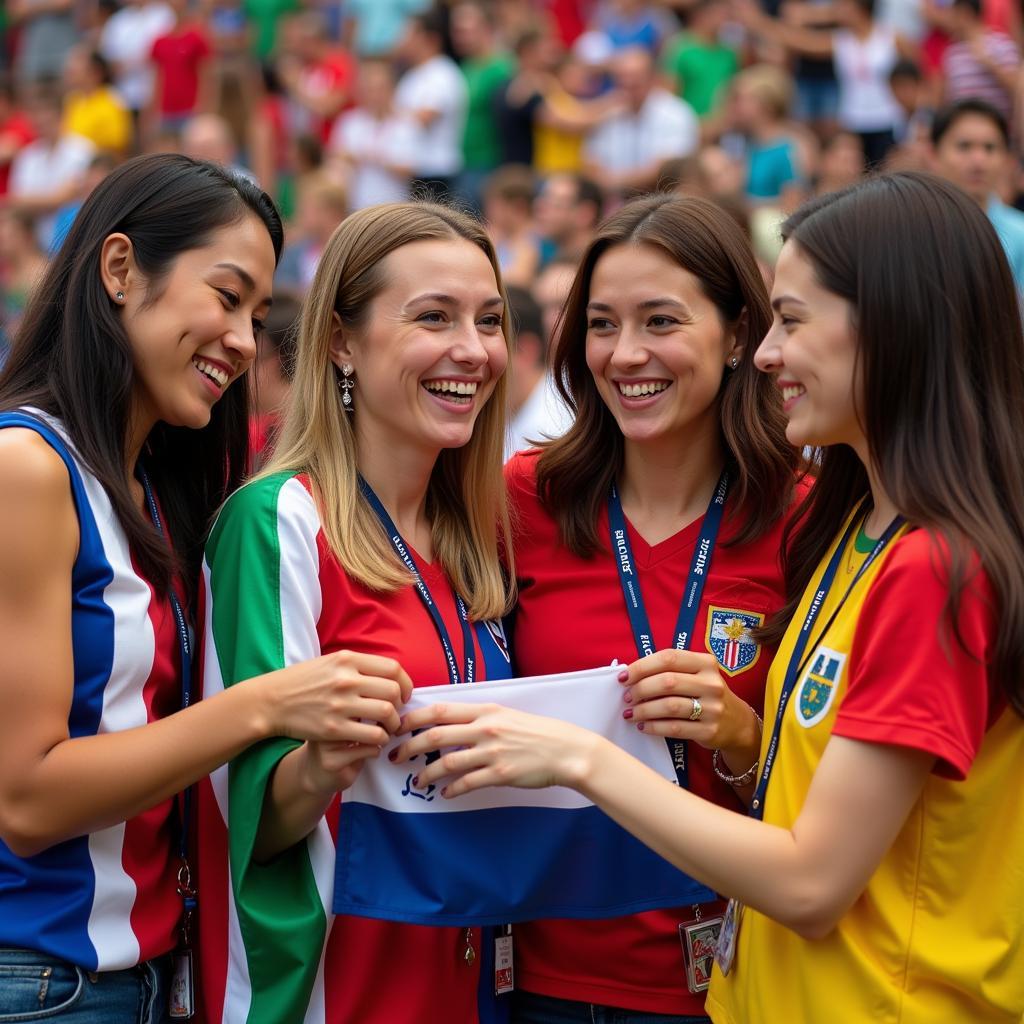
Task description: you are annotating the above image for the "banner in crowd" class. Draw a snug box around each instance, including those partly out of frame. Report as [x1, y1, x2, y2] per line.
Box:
[333, 664, 716, 925]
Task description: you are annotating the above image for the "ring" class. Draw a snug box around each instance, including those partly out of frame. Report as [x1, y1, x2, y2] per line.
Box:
[689, 697, 703, 721]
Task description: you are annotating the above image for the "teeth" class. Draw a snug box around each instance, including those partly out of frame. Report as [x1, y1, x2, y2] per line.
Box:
[423, 380, 478, 395]
[193, 358, 229, 387]
[617, 381, 670, 398]
[782, 384, 806, 402]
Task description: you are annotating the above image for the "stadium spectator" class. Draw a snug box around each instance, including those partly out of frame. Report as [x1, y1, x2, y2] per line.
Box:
[62, 46, 132, 155]
[0, 207, 46, 342]
[8, 0, 77, 86]
[0, 75, 35, 196]
[534, 170, 603, 262]
[942, 0, 1021, 121]
[482, 163, 541, 288]
[342, 0, 430, 58]
[148, 0, 213, 138]
[181, 111, 253, 179]
[99, 0, 176, 122]
[249, 292, 299, 467]
[532, 253, 577, 347]
[275, 171, 348, 296]
[662, 0, 739, 118]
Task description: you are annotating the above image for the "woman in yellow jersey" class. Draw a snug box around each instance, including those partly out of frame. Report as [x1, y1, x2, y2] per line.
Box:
[394, 171, 1024, 1024]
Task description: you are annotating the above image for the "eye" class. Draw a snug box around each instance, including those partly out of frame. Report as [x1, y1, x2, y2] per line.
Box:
[478, 314, 502, 329]
[418, 310, 447, 324]
[252, 317, 267, 337]
[587, 317, 615, 331]
[218, 288, 240, 309]
[780, 315, 798, 329]
[648, 315, 679, 328]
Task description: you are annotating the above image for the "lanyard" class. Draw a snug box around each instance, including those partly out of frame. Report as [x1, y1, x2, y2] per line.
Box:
[138, 467, 198, 937]
[359, 476, 475, 686]
[749, 505, 905, 821]
[608, 471, 730, 789]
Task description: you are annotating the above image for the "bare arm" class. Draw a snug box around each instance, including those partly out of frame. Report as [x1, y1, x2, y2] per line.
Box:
[732, 0, 835, 59]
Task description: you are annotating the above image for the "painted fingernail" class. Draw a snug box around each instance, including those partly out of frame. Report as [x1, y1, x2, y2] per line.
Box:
[623, 690, 633, 703]
[412, 775, 420, 788]
[387, 749, 398, 762]
[440, 787, 448, 797]
[622, 708, 634, 720]
[636, 722, 645, 731]
[617, 669, 629, 683]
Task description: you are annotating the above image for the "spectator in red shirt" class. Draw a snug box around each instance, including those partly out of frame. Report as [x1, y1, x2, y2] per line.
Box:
[149, 0, 214, 138]
[0, 75, 35, 197]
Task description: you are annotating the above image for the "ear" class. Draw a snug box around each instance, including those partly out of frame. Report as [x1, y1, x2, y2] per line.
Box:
[99, 232, 136, 303]
[328, 310, 355, 369]
[725, 307, 748, 368]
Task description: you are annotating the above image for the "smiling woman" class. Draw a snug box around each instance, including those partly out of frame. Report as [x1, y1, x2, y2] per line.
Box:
[194, 202, 517, 1024]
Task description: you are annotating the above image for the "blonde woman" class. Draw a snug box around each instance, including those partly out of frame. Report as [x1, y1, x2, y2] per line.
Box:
[196, 202, 515, 1024]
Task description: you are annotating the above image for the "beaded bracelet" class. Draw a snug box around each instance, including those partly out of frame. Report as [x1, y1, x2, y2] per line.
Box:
[711, 711, 764, 787]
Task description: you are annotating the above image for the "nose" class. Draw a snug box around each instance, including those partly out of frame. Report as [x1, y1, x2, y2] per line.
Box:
[223, 318, 258, 370]
[753, 323, 782, 374]
[449, 320, 490, 367]
[608, 326, 650, 370]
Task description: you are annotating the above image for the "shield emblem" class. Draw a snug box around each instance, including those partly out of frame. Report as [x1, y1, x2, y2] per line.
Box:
[796, 647, 846, 728]
[705, 608, 764, 677]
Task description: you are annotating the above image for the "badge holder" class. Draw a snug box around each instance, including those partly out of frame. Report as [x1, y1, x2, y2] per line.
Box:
[679, 903, 722, 994]
[169, 859, 196, 1019]
[713, 898, 742, 978]
[494, 924, 514, 996]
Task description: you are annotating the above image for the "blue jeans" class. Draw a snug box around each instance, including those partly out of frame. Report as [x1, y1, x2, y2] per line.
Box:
[0, 949, 169, 1023]
[512, 990, 711, 1024]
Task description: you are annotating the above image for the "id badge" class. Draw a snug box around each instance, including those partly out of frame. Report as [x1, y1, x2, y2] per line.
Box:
[494, 930, 514, 995]
[679, 915, 722, 993]
[169, 949, 195, 1019]
[713, 898, 743, 977]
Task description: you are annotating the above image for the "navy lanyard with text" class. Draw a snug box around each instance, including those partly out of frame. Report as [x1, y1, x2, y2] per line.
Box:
[358, 476, 475, 686]
[138, 467, 198, 940]
[748, 507, 905, 821]
[608, 470, 730, 789]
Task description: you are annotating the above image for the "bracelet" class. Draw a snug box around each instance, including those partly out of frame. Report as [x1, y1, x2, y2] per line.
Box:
[711, 711, 764, 787]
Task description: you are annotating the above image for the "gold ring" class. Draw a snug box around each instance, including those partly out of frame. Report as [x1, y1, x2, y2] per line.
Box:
[689, 697, 703, 722]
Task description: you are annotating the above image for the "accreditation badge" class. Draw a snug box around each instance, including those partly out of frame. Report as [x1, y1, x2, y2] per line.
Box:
[713, 898, 743, 977]
[494, 925, 514, 995]
[168, 949, 195, 1019]
[679, 908, 722, 993]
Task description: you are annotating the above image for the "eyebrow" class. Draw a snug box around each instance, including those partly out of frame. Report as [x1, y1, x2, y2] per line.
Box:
[771, 294, 806, 311]
[405, 292, 504, 309]
[587, 298, 691, 313]
[215, 262, 273, 307]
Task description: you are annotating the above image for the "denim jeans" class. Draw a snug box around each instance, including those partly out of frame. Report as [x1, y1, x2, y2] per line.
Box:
[512, 990, 711, 1024]
[0, 949, 169, 1023]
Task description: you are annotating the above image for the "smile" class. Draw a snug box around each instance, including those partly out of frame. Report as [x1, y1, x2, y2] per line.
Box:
[616, 380, 671, 398]
[422, 379, 479, 406]
[193, 357, 229, 389]
[781, 383, 806, 403]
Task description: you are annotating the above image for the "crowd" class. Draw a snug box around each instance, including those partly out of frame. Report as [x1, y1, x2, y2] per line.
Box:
[0, 1, 1022, 1024]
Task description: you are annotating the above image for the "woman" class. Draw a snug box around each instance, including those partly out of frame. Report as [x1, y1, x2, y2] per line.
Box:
[196, 201, 516, 1024]
[397, 173, 1024, 1023]
[0, 153, 410, 1022]
[480, 193, 799, 1022]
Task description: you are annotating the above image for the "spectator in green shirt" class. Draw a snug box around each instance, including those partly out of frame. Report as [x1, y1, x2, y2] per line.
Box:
[451, 1, 515, 211]
[244, 0, 298, 63]
[662, 0, 738, 118]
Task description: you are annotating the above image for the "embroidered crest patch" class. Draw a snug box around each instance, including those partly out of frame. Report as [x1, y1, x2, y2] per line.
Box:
[705, 607, 764, 676]
[795, 647, 846, 728]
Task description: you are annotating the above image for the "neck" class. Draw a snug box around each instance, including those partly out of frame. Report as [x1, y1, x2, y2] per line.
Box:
[852, 438, 899, 537]
[355, 421, 437, 552]
[125, 404, 156, 505]
[617, 413, 725, 539]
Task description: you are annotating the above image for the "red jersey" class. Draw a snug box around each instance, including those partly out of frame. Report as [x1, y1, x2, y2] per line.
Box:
[506, 450, 801, 1016]
[151, 25, 212, 116]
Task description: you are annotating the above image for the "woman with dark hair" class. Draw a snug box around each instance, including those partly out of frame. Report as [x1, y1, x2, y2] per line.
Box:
[0, 152, 410, 1022]
[419, 193, 801, 1023]
[396, 172, 1024, 1023]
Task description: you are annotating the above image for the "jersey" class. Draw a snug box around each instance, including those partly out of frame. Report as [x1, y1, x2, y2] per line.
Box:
[196, 471, 513, 1024]
[706, 520, 1024, 1024]
[0, 410, 181, 970]
[505, 450, 801, 1016]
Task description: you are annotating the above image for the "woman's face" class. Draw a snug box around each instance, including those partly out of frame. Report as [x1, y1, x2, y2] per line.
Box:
[120, 213, 275, 433]
[755, 240, 862, 452]
[584, 242, 737, 449]
[337, 237, 508, 455]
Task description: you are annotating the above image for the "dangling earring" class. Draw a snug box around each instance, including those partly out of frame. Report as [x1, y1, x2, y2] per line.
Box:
[340, 363, 355, 411]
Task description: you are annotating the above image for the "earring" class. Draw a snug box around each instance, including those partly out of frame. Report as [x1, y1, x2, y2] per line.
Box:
[339, 363, 355, 411]
[729, 355, 739, 369]
[115, 291, 125, 302]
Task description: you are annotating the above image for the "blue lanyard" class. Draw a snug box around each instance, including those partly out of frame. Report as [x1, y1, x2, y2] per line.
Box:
[749, 506, 905, 821]
[138, 467, 198, 935]
[359, 476, 475, 686]
[608, 471, 730, 789]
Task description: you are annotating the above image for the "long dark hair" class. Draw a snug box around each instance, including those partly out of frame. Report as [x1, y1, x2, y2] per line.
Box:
[537, 193, 797, 556]
[770, 172, 1024, 715]
[0, 153, 283, 600]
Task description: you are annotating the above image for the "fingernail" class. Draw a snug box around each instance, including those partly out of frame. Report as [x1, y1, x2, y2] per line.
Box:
[440, 787, 448, 797]
[387, 749, 398, 762]
[623, 690, 632, 703]
[617, 669, 629, 683]
[636, 722, 645, 731]
[412, 775, 420, 788]
[622, 708, 633, 720]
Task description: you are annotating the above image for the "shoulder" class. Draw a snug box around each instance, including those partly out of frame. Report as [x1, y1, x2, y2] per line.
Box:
[503, 449, 542, 496]
[0, 427, 73, 506]
[208, 471, 318, 551]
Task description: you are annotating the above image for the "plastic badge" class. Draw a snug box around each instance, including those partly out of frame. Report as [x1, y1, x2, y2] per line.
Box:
[494, 933, 514, 995]
[679, 915, 723, 993]
[713, 898, 743, 977]
[169, 950, 194, 1019]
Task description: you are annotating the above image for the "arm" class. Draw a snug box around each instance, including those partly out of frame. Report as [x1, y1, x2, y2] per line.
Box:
[395, 702, 932, 939]
[732, 0, 835, 59]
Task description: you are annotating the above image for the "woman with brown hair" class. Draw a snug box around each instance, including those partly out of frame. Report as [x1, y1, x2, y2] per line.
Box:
[484, 193, 800, 1022]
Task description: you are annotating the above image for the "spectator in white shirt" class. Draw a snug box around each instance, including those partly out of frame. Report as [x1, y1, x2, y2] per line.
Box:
[584, 46, 699, 194]
[8, 93, 95, 252]
[394, 8, 468, 198]
[99, 0, 175, 116]
[329, 59, 416, 209]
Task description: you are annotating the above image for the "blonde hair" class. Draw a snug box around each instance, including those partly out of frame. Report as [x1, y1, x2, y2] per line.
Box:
[735, 63, 794, 122]
[263, 201, 513, 620]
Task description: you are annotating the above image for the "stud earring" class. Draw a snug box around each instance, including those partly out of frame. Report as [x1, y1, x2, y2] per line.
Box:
[115, 291, 125, 302]
[340, 363, 355, 411]
[729, 355, 739, 369]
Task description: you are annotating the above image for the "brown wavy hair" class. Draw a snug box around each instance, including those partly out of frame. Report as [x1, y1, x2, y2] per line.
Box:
[768, 173, 1024, 715]
[536, 193, 798, 557]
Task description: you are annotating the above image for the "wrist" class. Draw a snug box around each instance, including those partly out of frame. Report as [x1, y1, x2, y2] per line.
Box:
[239, 673, 277, 742]
[568, 732, 615, 796]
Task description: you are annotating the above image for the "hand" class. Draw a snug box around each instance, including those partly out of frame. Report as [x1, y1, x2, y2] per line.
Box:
[390, 703, 601, 798]
[295, 738, 381, 797]
[621, 649, 759, 751]
[254, 650, 414, 746]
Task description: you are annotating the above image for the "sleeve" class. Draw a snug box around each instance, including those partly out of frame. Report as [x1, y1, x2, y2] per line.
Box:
[202, 472, 331, 1019]
[833, 532, 994, 780]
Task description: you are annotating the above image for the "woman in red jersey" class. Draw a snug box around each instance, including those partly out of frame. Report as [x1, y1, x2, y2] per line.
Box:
[473, 193, 801, 1023]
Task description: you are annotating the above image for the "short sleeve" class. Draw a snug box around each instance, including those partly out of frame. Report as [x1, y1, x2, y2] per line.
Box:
[833, 531, 994, 780]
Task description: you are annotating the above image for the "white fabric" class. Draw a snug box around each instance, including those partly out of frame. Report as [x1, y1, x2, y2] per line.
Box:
[329, 108, 416, 208]
[100, 2, 175, 110]
[393, 54, 468, 177]
[585, 88, 699, 174]
[833, 27, 901, 132]
[504, 374, 574, 461]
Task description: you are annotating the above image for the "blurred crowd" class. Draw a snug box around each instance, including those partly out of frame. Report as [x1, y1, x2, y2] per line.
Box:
[2, 0, 1024, 451]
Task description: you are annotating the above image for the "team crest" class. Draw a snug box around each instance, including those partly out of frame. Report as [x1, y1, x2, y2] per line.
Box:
[795, 647, 846, 728]
[482, 618, 511, 663]
[705, 608, 764, 676]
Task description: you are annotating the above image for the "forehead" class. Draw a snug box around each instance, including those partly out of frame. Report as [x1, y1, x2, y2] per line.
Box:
[590, 243, 706, 302]
[380, 237, 499, 298]
[944, 113, 1004, 144]
[179, 214, 276, 295]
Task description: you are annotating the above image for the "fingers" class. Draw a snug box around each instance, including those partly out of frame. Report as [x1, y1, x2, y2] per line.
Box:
[626, 694, 714, 727]
[324, 719, 392, 747]
[407, 743, 492, 790]
[329, 651, 414, 703]
[398, 702, 492, 735]
[622, 648, 719, 685]
[390, 722, 482, 764]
